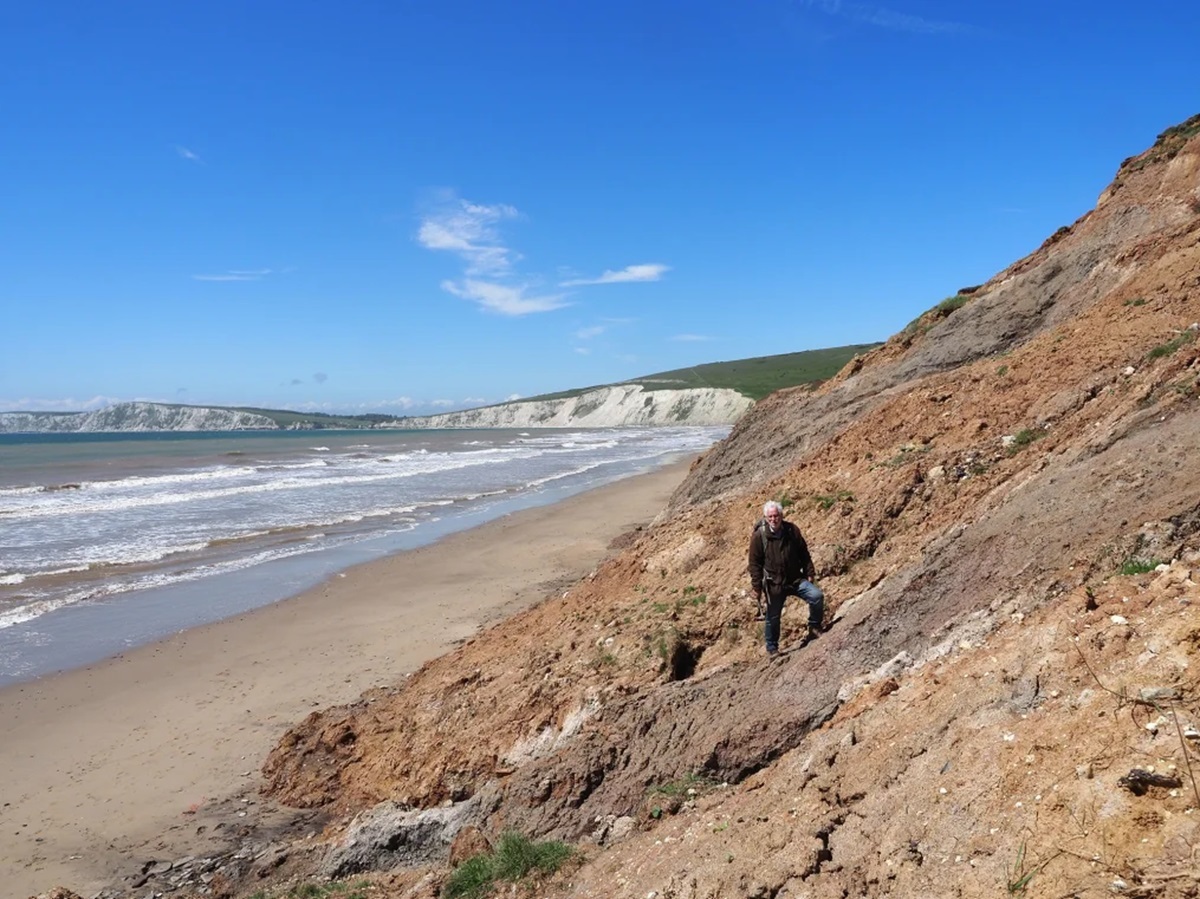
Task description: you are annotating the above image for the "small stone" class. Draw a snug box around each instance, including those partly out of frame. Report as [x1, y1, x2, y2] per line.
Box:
[1139, 687, 1181, 702]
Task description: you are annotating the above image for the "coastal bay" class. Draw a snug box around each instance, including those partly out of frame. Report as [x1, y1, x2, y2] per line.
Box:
[0, 459, 691, 898]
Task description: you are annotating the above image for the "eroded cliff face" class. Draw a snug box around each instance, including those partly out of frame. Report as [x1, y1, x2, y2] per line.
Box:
[138, 118, 1200, 899]
[0, 402, 279, 432]
[389, 385, 754, 429]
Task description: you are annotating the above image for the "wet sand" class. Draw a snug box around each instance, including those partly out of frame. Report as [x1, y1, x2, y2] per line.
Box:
[0, 460, 690, 897]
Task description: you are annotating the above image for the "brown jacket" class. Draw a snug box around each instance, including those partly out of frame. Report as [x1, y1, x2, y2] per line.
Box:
[748, 520, 815, 593]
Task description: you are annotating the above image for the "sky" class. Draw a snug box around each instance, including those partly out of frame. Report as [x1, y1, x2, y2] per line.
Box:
[2, 1, 1197, 416]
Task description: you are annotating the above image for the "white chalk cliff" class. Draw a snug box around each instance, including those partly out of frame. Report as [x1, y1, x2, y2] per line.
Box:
[0, 403, 278, 433]
[388, 385, 754, 429]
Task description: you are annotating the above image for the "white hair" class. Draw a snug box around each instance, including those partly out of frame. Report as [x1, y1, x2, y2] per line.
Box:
[762, 500, 783, 516]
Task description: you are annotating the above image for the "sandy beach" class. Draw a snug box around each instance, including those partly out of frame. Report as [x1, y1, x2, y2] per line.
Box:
[0, 460, 691, 898]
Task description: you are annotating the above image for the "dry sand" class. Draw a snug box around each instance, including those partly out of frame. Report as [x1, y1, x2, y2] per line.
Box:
[0, 460, 691, 898]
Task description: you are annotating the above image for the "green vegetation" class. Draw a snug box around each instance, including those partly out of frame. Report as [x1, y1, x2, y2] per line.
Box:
[884, 444, 930, 467]
[444, 832, 574, 899]
[1119, 558, 1162, 576]
[646, 773, 722, 820]
[529, 344, 881, 403]
[1007, 428, 1044, 453]
[1123, 297, 1147, 307]
[935, 293, 970, 315]
[1005, 843, 1039, 896]
[902, 293, 973, 338]
[649, 772, 719, 798]
[592, 651, 617, 669]
[1146, 329, 1196, 360]
[1120, 113, 1200, 174]
[815, 490, 854, 510]
[232, 406, 391, 429]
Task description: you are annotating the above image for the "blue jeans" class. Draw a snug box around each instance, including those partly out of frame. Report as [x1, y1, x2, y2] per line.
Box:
[764, 580, 824, 653]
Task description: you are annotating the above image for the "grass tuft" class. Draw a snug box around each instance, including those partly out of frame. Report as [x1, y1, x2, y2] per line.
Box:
[1118, 558, 1162, 576]
[444, 832, 574, 898]
[1146, 329, 1196, 360]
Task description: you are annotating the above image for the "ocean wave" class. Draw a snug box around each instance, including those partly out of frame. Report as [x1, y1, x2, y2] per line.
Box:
[0, 521, 423, 631]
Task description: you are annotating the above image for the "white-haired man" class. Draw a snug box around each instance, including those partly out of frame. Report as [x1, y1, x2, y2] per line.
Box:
[748, 500, 824, 657]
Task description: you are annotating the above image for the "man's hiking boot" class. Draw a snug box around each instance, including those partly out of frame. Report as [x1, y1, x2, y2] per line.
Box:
[799, 625, 822, 647]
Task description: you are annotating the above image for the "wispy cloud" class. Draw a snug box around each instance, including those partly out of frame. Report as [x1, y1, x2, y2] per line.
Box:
[441, 278, 567, 316]
[192, 268, 273, 282]
[671, 333, 714, 342]
[417, 198, 520, 277]
[574, 325, 606, 340]
[175, 145, 204, 164]
[800, 0, 968, 34]
[417, 195, 570, 316]
[560, 263, 670, 287]
[417, 195, 666, 317]
[574, 347, 591, 355]
[0, 394, 121, 413]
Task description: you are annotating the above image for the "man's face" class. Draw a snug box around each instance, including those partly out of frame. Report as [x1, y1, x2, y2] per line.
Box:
[765, 508, 783, 529]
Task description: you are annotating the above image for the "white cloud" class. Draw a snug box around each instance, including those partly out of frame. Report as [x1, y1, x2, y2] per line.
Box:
[441, 279, 567, 316]
[574, 325, 606, 339]
[175, 145, 204, 164]
[0, 395, 120, 413]
[417, 198, 520, 277]
[671, 333, 713, 342]
[368, 397, 421, 410]
[800, 0, 968, 35]
[505, 393, 522, 401]
[193, 268, 272, 282]
[574, 347, 591, 355]
[560, 263, 670, 287]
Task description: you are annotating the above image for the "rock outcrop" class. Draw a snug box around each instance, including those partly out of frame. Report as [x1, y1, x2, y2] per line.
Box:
[388, 385, 754, 429]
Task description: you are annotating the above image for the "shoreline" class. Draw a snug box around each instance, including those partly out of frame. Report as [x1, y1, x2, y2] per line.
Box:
[0, 458, 692, 897]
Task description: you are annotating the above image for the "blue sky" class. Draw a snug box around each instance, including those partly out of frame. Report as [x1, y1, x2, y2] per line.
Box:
[2, 1, 1196, 416]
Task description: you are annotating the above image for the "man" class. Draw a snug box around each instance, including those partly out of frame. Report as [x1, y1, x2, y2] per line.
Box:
[748, 500, 825, 657]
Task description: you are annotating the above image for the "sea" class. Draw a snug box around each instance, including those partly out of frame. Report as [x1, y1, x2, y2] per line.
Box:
[0, 426, 726, 686]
